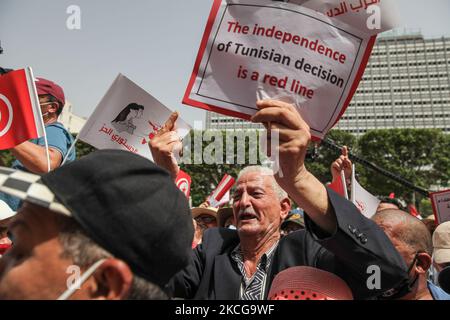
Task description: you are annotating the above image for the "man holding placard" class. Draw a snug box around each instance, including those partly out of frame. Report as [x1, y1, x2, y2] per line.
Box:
[156, 100, 409, 300]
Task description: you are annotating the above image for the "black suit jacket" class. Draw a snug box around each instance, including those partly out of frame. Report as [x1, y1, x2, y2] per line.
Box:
[168, 188, 408, 300]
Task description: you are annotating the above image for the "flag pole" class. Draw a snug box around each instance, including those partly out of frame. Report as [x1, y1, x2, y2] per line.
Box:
[43, 133, 51, 172]
[351, 164, 356, 203]
[61, 135, 78, 166]
[340, 170, 348, 200]
[27, 67, 51, 172]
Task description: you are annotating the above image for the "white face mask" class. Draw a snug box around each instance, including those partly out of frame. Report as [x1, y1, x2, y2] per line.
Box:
[40, 101, 54, 119]
[57, 259, 106, 300]
[431, 256, 440, 285]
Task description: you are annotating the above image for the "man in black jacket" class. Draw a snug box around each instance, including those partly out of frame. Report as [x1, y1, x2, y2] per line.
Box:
[151, 100, 409, 300]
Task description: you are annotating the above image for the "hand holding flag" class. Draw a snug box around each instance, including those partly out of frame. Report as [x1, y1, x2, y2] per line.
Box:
[351, 164, 380, 219]
[330, 146, 352, 189]
[148, 112, 182, 179]
[327, 170, 348, 199]
[76, 74, 191, 164]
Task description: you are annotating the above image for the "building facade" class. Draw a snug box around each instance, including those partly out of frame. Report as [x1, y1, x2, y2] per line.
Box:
[59, 102, 87, 134]
[206, 32, 450, 134]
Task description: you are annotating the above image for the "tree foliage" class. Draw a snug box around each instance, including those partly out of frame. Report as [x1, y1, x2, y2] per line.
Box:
[357, 129, 450, 201]
[1, 129, 448, 216]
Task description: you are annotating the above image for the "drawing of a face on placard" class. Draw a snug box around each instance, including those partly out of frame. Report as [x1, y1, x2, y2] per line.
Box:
[111, 103, 144, 135]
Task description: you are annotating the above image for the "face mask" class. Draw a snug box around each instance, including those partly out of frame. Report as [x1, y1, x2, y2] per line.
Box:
[40, 102, 53, 119]
[438, 266, 450, 294]
[378, 253, 421, 300]
[431, 262, 440, 285]
[57, 259, 106, 300]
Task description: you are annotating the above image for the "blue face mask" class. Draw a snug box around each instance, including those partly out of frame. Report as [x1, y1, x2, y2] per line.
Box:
[57, 259, 106, 300]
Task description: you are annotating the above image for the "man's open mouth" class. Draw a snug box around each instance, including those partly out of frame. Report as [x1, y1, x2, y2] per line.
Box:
[239, 212, 257, 221]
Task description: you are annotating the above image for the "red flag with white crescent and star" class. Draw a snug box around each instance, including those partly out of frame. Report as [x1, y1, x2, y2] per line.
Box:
[175, 169, 192, 199]
[0, 68, 45, 150]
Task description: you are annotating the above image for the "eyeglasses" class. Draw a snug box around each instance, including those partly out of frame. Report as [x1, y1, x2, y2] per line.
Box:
[194, 215, 216, 224]
[39, 101, 56, 107]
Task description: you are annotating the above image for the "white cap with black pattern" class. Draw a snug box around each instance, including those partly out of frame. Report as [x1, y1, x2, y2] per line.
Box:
[0, 167, 71, 216]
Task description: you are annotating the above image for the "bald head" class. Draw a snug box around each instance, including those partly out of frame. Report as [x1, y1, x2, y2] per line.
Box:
[377, 202, 400, 212]
[372, 209, 432, 257]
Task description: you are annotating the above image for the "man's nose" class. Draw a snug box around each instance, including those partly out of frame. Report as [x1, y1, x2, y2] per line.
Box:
[239, 192, 252, 208]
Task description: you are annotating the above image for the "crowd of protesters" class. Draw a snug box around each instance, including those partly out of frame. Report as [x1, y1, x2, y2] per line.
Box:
[0, 73, 448, 300]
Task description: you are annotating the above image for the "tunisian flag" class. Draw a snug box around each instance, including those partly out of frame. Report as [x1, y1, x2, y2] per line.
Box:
[175, 169, 191, 199]
[327, 170, 349, 200]
[409, 205, 422, 220]
[351, 165, 380, 219]
[0, 68, 45, 150]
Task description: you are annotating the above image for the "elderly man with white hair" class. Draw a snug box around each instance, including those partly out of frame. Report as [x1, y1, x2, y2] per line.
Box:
[151, 100, 409, 300]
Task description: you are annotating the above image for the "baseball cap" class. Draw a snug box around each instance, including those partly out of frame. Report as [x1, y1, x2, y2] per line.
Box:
[433, 221, 450, 264]
[35, 77, 65, 107]
[281, 211, 305, 229]
[0, 200, 16, 221]
[0, 149, 194, 288]
[268, 266, 353, 300]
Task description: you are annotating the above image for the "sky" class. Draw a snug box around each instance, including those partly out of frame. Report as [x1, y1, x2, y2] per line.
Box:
[1, 0, 449, 127]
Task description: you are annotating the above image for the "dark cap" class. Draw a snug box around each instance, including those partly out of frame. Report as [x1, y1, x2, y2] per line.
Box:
[281, 211, 305, 229]
[35, 77, 65, 107]
[0, 150, 194, 288]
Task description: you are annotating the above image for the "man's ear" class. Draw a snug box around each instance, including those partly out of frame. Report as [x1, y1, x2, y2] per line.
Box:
[280, 198, 291, 220]
[90, 259, 133, 300]
[415, 253, 432, 274]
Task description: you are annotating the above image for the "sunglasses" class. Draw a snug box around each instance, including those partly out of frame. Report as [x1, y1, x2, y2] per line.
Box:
[195, 215, 216, 224]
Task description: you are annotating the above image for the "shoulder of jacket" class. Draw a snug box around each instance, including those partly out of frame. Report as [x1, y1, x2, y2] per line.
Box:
[201, 228, 240, 251]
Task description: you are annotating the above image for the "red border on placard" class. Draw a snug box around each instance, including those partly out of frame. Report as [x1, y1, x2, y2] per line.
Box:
[183, 0, 378, 136]
[430, 189, 450, 225]
[183, 0, 251, 120]
[331, 35, 376, 127]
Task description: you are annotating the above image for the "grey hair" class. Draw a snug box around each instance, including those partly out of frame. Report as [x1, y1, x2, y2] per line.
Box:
[237, 166, 288, 201]
[56, 215, 168, 300]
